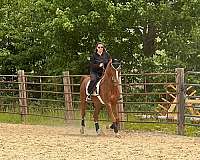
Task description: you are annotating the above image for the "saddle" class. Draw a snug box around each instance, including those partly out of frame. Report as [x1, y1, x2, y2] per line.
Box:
[86, 79, 101, 96]
[86, 79, 104, 104]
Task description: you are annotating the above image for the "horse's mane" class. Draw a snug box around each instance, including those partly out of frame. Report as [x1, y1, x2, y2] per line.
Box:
[104, 59, 112, 77]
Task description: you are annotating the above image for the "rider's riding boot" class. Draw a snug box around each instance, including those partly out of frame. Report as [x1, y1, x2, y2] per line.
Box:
[86, 94, 92, 101]
[86, 89, 93, 101]
[92, 90, 98, 96]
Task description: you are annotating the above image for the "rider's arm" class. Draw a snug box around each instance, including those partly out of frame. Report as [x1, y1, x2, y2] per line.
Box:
[90, 54, 103, 69]
[103, 52, 111, 68]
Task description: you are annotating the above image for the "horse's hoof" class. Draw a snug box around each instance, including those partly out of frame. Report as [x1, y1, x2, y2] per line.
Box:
[115, 132, 121, 138]
[106, 124, 114, 130]
[80, 126, 85, 134]
[106, 124, 111, 129]
[109, 124, 114, 129]
[96, 129, 101, 136]
[96, 129, 105, 136]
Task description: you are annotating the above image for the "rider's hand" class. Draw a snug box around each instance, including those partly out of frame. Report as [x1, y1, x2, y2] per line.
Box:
[99, 63, 104, 67]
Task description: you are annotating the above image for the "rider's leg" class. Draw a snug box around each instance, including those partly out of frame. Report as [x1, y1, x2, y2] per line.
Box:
[86, 73, 97, 100]
[88, 73, 97, 94]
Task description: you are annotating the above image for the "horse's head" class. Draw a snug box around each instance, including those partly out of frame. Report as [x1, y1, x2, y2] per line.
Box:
[111, 58, 121, 70]
[105, 59, 121, 85]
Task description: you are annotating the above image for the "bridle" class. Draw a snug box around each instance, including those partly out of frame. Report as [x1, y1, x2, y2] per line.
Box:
[111, 60, 121, 86]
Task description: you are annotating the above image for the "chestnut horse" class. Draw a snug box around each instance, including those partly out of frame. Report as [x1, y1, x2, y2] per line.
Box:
[80, 59, 121, 136]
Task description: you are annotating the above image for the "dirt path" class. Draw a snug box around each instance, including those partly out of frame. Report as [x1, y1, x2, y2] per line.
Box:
[0, 123, 200, 160]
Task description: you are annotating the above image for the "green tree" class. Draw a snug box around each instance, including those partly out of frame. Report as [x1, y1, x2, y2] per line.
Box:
[0, 0, 200, 75]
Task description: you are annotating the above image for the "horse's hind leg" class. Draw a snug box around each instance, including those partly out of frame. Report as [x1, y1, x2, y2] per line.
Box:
[80, 100, 86, 134]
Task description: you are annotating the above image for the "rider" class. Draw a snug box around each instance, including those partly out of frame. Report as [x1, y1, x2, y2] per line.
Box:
[86, 42, 111, 101]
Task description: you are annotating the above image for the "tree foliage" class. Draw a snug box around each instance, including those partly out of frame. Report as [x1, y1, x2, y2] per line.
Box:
[0, 0, 200, 75]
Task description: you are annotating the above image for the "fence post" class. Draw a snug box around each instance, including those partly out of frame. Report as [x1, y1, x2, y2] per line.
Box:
[18, 70, 28, 123]
[63, 71, 74, 122]
[176, 68, 185, 135]
[118, 74, 125, 129]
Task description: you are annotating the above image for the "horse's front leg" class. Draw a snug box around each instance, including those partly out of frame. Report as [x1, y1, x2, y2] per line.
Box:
[106, 103, 119, 135]
[93, 103, 102, 135]
[112, 102, 120, 130]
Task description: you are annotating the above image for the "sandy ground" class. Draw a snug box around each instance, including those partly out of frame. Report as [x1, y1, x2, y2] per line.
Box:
[0, 123, 200, 160]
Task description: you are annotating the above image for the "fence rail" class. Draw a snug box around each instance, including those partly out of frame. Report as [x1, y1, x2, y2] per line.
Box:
[0, 69, 200, 135]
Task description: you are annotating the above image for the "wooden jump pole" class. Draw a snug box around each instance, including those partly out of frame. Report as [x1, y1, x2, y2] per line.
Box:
[63, 71, 74, 123]
[18, 70, 28, 123]
[176, 68, 185, 135]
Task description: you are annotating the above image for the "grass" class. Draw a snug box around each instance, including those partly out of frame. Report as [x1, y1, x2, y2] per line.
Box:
[124, 122, 177, 134]
[25, 115, 65, 126]
[185, 125, 200, 137]
[0, 111, 200, 137]
[0, 113, 65, 126]
[0, 113, 21, 124]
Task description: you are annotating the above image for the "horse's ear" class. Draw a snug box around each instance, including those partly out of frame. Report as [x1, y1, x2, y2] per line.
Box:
[108, 59, 112, 65]
[111, 58, 121, 69]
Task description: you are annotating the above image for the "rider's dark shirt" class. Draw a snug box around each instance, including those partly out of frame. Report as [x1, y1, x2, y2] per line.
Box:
[90, 51, 111, 75]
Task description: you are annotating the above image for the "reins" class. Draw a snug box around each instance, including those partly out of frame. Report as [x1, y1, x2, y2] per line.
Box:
[100, 60, 120, 87]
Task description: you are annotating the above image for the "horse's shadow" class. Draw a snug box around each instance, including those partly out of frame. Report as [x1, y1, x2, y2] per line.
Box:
[59, 127, 116, 138]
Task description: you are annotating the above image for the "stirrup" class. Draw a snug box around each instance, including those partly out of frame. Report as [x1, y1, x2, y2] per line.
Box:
[91, 93, 98, 96]
[86, 95, 91, 101]
[91, 91, 98, 96]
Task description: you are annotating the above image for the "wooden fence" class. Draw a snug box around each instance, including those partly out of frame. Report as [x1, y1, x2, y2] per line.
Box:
[1, 69, 200, 135]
